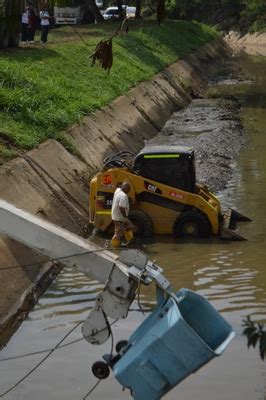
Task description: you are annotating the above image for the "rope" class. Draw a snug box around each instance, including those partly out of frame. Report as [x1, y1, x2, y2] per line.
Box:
[0, 320, 118, 362]
[0, 246, 127, 272]
[0, 317, 119, 400]
[0, 320, 83, 398]
[68, 25, 98, 48]
[82, 379, 101, 399]
[82, 317, 117, 399]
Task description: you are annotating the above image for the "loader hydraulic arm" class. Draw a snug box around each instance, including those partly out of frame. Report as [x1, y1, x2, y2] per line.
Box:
[0, 200, 170, 344]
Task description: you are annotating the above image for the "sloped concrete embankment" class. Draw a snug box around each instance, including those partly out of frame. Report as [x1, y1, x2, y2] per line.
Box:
[225, 31, 266, 56]
[0, 38, 230, 347]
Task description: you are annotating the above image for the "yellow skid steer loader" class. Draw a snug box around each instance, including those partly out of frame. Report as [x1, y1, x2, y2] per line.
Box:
[89, 146, 251, 240]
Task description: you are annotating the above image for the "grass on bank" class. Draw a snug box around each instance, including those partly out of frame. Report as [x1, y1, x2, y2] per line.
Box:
[0, 20, 218, 160]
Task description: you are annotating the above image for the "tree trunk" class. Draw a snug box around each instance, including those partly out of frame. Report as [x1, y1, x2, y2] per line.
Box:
[85, 0, 104, 22]
[116, 0, 126, 20]
[135, 0, 141, 18]
[116, 0, 123, 14]
[0, 0, 21, 48]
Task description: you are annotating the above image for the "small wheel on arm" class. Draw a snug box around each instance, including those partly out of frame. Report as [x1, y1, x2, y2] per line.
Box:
[115, 340, 128, 353]
[91, 361, 110, 379]
[128, 210, 153, 237]
[173, 211, 211, 238]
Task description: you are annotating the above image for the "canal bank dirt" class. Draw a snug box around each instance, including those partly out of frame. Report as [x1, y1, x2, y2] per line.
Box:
[0, 38, 242, 347]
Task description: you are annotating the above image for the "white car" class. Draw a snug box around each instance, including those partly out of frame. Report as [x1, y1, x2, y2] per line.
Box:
[126, 6, 136, 18]
[102, 5, 127, 20]
[102, 7, 119, 20]
[96, 0, 103, 9]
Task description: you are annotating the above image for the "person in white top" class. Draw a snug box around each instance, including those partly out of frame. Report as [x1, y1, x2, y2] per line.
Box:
[111, 182, 133, 244]
[39, 4, 50, 44]
[21, 5, 29, 42]
[112, 183, 122, 208]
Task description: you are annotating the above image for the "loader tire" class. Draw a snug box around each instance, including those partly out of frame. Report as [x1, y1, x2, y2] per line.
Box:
[129, 210, 153, 237]
[173, 211, 211, 238]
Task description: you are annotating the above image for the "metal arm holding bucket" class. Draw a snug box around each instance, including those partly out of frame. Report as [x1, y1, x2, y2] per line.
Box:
[0, 200, 235, 400]
[0, 200, 177, 345]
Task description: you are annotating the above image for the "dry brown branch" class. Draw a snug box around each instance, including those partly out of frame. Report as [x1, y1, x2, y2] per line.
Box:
[90, 17, 128, 72]
[91, 39, 113, 71]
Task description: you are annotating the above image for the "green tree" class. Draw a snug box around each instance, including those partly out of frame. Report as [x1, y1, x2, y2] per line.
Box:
[169, 0, 264, 32]
[241, 0, 266, 31]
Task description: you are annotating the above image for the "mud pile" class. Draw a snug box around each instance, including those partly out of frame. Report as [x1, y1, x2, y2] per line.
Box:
[149, 98, 246, 194]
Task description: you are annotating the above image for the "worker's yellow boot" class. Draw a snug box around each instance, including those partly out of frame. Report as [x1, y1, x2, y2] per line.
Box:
[124, 229, 134, 243]
[111, 238, 121, 248]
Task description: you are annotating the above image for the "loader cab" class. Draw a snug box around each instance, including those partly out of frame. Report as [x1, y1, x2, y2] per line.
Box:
[133, 146, 196, 193]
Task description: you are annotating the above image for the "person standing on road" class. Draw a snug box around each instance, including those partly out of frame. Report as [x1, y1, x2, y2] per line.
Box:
[40, 4, 50, 44]
[111, 182, 133, 247]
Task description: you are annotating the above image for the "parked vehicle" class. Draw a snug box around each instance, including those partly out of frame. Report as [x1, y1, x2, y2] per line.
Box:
[126, 6, 136, 18]
[102, 5, 127, 20]
[102, 6, 119, 20]
[54, 6, 84, 25]
[96, 0, 103, 9]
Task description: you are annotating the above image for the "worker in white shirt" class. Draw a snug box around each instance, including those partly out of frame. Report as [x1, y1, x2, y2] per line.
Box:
[113, 182, 122, 203]
[111, 182, 134, 247]
[21, 4, 29, 43]
[39, 4, 50, 44]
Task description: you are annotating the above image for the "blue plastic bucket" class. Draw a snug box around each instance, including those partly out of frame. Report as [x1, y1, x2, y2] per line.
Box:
[113, 288, 235, 400]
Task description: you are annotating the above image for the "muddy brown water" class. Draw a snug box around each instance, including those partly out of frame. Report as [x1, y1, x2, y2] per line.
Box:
[0, 54, 265, 399]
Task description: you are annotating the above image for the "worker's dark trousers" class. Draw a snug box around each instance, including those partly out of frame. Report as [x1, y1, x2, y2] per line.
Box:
[21, 23, 28, 42]
[27, 27, 35, 42]
[41, 26, 49, 43]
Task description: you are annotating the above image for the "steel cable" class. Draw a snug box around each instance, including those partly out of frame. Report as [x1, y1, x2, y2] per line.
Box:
[0, 320, 83, 398]
[82, 379, 101, 399]
[0, 240, 146, 396]
[0, 320, 118, 363]
[0, 318, 119, 398]
[82, 318, 116, 399]
[0, 246, 128, 272]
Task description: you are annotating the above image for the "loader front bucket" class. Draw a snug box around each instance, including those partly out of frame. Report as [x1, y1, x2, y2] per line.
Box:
[220, 208, 252, 241]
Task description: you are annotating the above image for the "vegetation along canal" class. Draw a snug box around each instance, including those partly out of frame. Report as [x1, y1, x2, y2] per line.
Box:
[0, 54, 265, 400]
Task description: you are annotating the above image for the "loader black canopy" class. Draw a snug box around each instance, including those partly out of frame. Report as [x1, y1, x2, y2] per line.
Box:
[133, 145, 196, 193]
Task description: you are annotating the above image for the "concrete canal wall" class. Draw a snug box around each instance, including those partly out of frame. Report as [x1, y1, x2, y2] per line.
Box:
[0, 38, 231, 347]
[225, 31, 266, 56]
